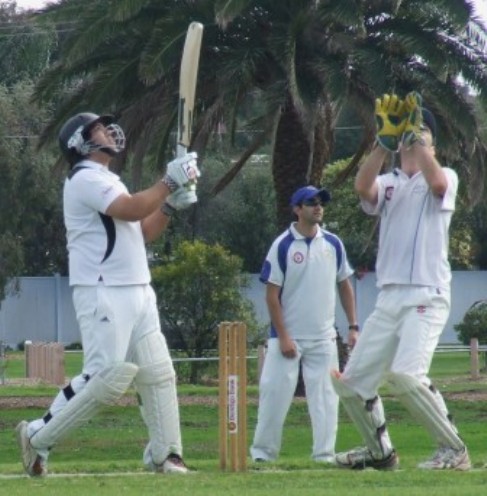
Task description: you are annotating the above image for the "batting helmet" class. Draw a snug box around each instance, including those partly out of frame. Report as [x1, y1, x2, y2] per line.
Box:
[58, 112, 125, 166]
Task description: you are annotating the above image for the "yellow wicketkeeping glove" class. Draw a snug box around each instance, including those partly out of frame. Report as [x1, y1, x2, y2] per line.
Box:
[375, 94, 407, 152]
[401, 91, 423, 147]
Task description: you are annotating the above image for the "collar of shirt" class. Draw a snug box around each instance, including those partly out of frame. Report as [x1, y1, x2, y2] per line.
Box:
[289, 222, 325, 241]
[77, 159, 120, 180]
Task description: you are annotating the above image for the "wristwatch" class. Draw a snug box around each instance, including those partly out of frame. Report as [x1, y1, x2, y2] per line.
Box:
[348, 324, 359, 331]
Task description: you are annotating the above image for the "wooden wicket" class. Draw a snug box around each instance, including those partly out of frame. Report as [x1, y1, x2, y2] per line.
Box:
[218, 321, 247, 471]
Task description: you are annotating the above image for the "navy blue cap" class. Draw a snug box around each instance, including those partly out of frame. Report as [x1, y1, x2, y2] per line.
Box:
[421, 108, 437, 139]
[290, 186, 331, 206]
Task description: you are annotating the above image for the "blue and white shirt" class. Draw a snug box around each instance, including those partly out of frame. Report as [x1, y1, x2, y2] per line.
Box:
[260, 223, 354, 339]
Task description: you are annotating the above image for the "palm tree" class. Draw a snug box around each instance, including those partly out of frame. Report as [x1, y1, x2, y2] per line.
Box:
[33, 0, 487, 228]
[214, 0, 487, 227]
[33, 0, 215, 178]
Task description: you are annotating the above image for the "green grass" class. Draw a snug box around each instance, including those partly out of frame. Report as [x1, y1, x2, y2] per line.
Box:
[1, 352, 486, 495]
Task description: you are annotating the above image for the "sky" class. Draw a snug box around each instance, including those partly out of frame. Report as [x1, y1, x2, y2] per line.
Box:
[13, 0, 487, 25]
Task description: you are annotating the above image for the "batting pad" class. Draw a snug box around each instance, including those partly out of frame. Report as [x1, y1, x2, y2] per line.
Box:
[331, 374, 392, 458]
[30, 362, 138, 451]
[133, 332, 182, 466]
[386, 372, 464, 449]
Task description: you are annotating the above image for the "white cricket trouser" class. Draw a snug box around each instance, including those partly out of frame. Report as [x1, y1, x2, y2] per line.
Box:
[28, 284, 182, 458]
[75, 283, 162, 375]
[250, 336, 339, 461]
[342, 285, 450, 399]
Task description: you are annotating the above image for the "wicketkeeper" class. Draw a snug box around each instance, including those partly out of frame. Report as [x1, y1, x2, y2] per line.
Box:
[16, 112, 199, 476]
[332, 93, 470, 471]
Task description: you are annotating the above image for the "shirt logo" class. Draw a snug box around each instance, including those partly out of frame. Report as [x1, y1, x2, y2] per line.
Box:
[293, 252, 304, 264]
[385, 186, 394, 200]
[102, 185, 114, 197]
[417, 306, 426, 314]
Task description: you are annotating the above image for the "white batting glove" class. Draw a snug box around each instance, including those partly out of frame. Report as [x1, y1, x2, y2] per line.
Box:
[161, 152, 200, 192]
[168, 187, 198, 209]
[160, 186, 198, 216]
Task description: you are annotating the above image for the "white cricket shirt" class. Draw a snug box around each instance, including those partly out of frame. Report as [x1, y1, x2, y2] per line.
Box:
[63, 159, 151, 286]
[260, 223, 354, 339]
[361, 167, 458, 290]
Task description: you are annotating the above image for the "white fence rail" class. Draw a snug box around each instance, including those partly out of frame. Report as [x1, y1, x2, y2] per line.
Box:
[436, 344, 487, 353]
[0, 339, 484, 386]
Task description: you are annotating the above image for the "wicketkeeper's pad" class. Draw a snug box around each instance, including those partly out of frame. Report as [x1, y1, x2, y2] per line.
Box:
[386, 372, 464, 449]
[331, 372, 393, 458]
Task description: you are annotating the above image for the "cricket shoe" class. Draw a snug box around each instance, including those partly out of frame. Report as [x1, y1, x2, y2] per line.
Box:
[418, 446, 471, 471]
[314, 455, 336, 464]
[156, 453, 189, 474]
[336, 446, 399, 470]
[15, 420, 47, 477]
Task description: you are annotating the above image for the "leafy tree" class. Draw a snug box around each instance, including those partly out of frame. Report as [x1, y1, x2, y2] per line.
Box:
[466, 99, 487, 268]
[131, 151, 277, 273]
[151, 240, 261, 383]
[454, 300, 487, 347]
[195, 153, 277, 272]
[0, 81, 66, 304]
[323, 159, 378, 271]
[0, 2, 57, 86]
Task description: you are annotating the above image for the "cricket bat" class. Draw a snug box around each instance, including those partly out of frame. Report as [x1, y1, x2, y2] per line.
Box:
[177, 22, 204, 158]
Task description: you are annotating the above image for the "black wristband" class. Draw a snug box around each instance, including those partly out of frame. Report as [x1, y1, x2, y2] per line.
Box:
[348, 324, 359, 331]
[161, 202, 176, 217]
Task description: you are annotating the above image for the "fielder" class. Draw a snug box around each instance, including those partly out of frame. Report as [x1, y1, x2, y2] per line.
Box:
[250, 185, 358, 463]
[332, 93, 470, 470]
[16, 112, 199, 476]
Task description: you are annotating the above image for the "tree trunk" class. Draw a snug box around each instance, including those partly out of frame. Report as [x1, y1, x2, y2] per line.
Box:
[272, 95, 312, 231]
[310, 101, 334, 185]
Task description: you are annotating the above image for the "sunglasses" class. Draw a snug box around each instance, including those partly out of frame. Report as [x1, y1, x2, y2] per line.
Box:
[302, 198, 323, 207]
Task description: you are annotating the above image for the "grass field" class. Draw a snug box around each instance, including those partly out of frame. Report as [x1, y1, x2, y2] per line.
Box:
[1, 351, 487, 495]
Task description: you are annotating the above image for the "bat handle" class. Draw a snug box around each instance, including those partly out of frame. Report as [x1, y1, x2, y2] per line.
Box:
[176, 143, 187, 158]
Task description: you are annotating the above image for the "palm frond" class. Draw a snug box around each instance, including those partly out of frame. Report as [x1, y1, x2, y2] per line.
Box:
[212, 110, 278, 194]
[466, 18, 487, 53]
[138, 20, 190, 85]
[215, 0, 252, 29]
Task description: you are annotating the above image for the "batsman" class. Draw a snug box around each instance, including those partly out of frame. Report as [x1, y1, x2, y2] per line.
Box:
[15, 112, 199, 476]
[332, 92, 471, 470]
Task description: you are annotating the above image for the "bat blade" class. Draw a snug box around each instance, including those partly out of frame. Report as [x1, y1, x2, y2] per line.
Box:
[177, 22, 204, 157]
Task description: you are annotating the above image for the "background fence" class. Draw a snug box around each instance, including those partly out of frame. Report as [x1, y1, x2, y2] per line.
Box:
[1, 339, 484, 386]
[1, 271, 487, 347]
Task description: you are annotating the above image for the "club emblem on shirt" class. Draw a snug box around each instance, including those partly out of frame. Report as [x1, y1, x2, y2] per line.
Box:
[385, 186, 394, 200]
[417, 306, 426, 314]
[293, 252, 304, 264]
